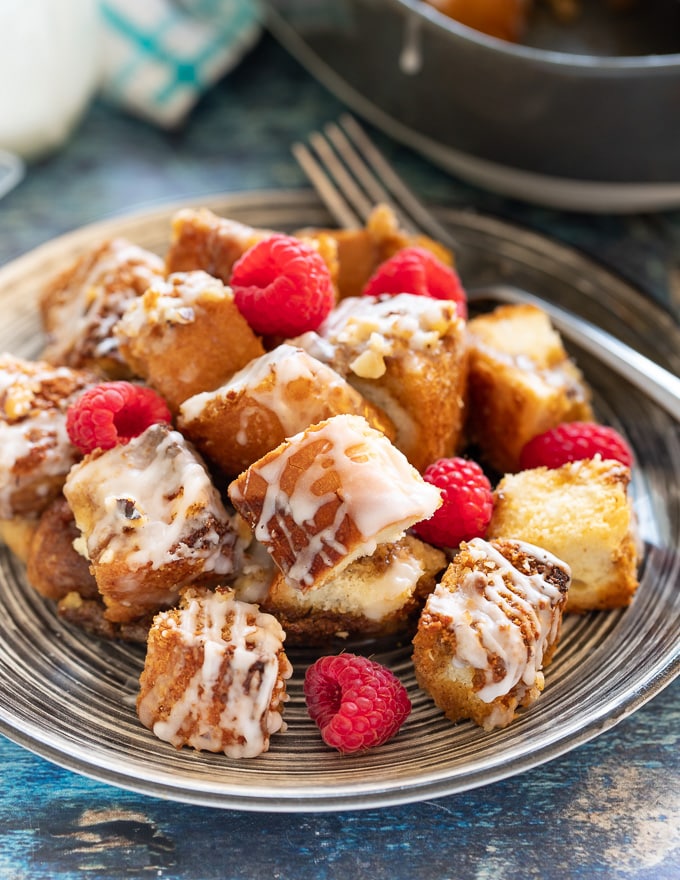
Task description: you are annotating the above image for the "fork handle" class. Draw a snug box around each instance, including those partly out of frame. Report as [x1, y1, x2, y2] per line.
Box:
[472, 284, 680, 424]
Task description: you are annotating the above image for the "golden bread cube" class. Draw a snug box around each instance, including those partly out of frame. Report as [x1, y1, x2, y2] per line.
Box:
[178, 343, 395, 478]
[412, 537, 570, 730]
[488, 455, 639, 612]
[228, 414, 442, 591]
[295, 292, 468, 472]
[466, 303, 593, 473]
[261, 535, 446, 645]
[39, 238, 165, 378]
[0, 354, 93, 519]
[115, 270, 264, 411]
[137, 586, 291, 757]
[64, 423, 240, 623]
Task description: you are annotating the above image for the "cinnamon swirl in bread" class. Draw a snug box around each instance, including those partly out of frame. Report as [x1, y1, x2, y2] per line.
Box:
[63, 423, 241, 623]
[39, 238, 165, 378]
[261, 535, 446, 645]
[137, 585, 291, 757]
[413, 537, 570, 730]
[228, 414, 442, 591]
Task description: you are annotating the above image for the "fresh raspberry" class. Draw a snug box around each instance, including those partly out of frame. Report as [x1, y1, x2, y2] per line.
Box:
[412, 456, 493, 549]
[304, 653, 411, 754]
[519, 421, 634, 471]
[362, 246, 467, 319]
[230, 234, 335, 336]
[66, 381, 171, 454]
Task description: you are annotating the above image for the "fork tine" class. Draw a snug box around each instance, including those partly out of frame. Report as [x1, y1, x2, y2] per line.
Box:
[322, 121, 413, 231]
[308, 131, 376, 223]
[337, 114, 459, 251]
[291, 141, 362, 230]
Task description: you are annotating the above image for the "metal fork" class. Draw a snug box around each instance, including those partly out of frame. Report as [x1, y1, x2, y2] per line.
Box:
[293, 115, 680, 423]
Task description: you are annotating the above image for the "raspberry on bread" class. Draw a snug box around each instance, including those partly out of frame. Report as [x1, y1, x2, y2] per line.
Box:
[230, 234, 336, 336]
[519, 420, 633, 470]
[413, 456, 493, 549]
[66, 381, 171, 454]
[363, 245, 467, 318]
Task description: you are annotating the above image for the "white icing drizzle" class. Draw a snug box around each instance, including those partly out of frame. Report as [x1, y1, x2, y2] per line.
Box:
[427, 538, 569, 706]
[230, 414, 441, 588]
[311, 294, 459, 379]
[116, 270, 228, 338]
[180, 344, 351, 438]
[64, 424, 235, 574]
[0, 358, 85, 517]
[139, 588, 291, 758]
[44, 239, 165, 361]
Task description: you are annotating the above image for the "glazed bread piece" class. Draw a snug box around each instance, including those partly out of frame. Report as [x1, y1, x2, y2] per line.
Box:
[165, 208, 272, 280]
[487, 455, 639, 613]
[164, 207, 340, 292]
[63, 423, 241, 623]
[25, 496, 98, 601]
[115, 270, 265, 412]
[0, 354, 93, 520]
[465, 303, 593, 474]
[39, 238, 166, 378]
[178, 343, 396, 478]
[228, 414, 442, 591]
[295, 293, 468, 472]
[298, 203, 454, 300]
[261, 535, 447, 646]
[137, 585, 292, 757]
[412, 537, 571, 730]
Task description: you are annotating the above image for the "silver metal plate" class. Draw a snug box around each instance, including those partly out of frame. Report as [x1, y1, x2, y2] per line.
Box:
[0, 189, 677, 811]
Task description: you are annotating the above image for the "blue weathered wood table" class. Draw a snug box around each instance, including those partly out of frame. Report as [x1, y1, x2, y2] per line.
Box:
[0, 34, 678, 880]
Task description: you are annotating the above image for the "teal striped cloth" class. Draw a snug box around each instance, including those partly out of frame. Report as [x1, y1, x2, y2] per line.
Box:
[99, 0, 262, 127]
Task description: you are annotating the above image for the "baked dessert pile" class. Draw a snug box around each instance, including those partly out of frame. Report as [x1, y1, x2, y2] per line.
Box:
[0, 203, 641, 757]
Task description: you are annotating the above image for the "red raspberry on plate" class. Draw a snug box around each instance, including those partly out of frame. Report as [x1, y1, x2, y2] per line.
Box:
[304, 653, 411, 754]
[362, 246, 467, 319]
[519, 421, 634, 471]
[412, 456, 493, 549]
[66, 381, 171, 455]
[230, 234, 335, 336]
